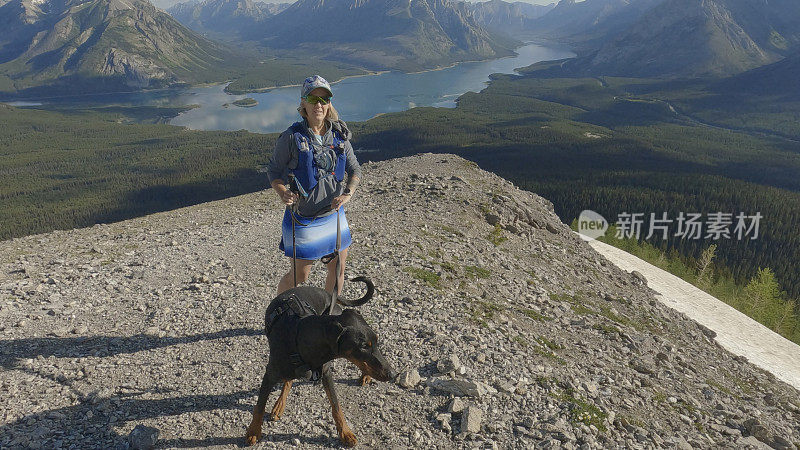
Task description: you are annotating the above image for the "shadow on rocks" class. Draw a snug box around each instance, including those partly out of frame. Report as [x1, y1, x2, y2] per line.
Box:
[0, 327, 262, 369]
[0, 390, 256, 449]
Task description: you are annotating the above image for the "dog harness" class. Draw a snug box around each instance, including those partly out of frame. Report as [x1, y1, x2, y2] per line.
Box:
[288, 121, 347, 200]
[264, 293, 324, 382]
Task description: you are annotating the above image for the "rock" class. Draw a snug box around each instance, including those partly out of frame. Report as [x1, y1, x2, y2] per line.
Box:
[485, 213, 501, 226]
[581, 381, 598, 396]
[436, 413, 452, 432]
[743, 418, 771, 442]
[397, 369, 421, 388]
[447, 398, 466, 414]
[697, 324, 717, 339]
[674, 437, 693, 450]
[461, 406, 482, 434]
[426, 378, 495, 398]
[128, 425, 158, 450]
[630, 358, 655, 375]
[630, 270, 647, 285]
[437, 355, 462, 374]
[771, 436, 794, 450]
[736, 435, 772, 449]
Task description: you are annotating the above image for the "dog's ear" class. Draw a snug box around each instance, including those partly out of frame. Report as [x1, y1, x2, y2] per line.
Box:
[336, 326, 367, 355]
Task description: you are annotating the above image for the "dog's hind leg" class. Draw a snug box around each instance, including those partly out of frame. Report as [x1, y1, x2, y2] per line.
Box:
[322, 369, 357, 447]
[269, 380, 293, 421]
[245, 368, 278, 446]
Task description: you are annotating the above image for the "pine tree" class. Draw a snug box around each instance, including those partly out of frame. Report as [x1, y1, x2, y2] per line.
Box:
[744, 268, 783, 323]
[696, 244, 717, 290]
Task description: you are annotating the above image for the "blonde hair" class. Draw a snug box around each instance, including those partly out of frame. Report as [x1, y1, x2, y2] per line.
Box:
[298, 100, 339, 122]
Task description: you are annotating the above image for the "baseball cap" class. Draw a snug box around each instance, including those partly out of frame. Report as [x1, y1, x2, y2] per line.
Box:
[301, 75, 333, 98]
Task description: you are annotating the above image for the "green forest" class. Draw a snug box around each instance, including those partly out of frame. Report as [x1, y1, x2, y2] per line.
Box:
[0, 104, 273, 239]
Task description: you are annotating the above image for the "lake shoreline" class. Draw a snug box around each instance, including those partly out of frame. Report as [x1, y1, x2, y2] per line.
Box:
[169, 43, 575, 133]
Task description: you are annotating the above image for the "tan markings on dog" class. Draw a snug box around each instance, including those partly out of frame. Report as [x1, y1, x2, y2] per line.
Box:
[245, 405, 264, 446]
[270, 380, 293, 421]
[324, 376, 357, 447]
[346, 356, 373, 377]
[359, 374, 372, 386]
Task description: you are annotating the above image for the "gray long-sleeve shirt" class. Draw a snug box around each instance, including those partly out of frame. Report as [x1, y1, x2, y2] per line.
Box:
[267, 118, 362, 217]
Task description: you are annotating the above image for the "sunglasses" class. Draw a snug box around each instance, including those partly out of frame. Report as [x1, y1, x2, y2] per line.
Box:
[303, 94, 331, 105]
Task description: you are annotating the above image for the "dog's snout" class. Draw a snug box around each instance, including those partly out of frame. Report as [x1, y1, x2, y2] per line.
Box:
[370, 349, 396, 382]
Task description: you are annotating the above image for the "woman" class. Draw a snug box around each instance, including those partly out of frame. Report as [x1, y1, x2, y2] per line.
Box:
[267, 75, 362, 295]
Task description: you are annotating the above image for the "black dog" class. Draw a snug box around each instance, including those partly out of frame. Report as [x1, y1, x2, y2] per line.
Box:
[245, 276, 396, 447]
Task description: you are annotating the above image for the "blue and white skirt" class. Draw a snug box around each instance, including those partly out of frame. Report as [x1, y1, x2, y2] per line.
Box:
[279, 207, 352, 260]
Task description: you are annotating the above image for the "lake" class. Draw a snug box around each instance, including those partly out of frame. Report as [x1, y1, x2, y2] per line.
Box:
[168, 43, 572, 133]
[11, 43, 572, 133]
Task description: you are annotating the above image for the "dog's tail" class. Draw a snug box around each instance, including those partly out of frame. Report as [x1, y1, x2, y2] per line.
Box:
[337, 276, 374, 307]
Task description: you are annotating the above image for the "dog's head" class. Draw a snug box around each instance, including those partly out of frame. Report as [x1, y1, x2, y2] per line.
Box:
[333, 309, 396, 382]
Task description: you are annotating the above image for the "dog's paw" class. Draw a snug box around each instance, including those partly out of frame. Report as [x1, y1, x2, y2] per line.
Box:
[359, 374, 372, 386]
[269, 411, 281, 422]
[340, 431, 358, 447]
[245, 427, 261, 446]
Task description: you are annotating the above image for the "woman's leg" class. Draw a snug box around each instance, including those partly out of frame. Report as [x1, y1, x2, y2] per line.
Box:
[324, 247, 348, 295]
[277, 258, 315, 295]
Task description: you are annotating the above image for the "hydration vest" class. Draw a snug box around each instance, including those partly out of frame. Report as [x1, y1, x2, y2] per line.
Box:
[289, 121, 347, 196]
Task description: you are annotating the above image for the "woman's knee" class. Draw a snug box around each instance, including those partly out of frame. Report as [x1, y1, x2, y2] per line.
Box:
[289, 260, 314, 281]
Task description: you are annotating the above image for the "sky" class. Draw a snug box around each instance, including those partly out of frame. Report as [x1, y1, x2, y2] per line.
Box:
[152, 0, 557, 11]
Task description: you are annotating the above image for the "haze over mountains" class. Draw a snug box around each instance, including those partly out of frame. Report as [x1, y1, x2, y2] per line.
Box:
[169, 0, 522, 71]
[167, 0, 290, 39]
[528, 0, 665, 51]
[467, 0, 554, 37]
[236, 0, 517, 71]
[522, 0, 800, 79]
[583, 0, 800, 77]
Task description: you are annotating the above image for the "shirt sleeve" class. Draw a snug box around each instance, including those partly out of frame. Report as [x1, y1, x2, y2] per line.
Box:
[344, 140, 362, 179]
[267, 130, 295, 185]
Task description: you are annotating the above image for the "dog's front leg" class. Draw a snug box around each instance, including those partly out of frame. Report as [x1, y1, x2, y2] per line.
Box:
[246, 368, 278, 446]
[322, 370, 357, 447]
[270, 380, 293, 421]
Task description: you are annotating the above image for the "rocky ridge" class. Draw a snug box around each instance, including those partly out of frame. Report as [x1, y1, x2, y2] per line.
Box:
[0, 0, 242, 96]
[1, 153, 799, 449]
[255, 0, 515, 72]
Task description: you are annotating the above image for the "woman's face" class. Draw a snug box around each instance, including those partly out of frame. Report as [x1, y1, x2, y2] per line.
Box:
[303, 87, 331, 124]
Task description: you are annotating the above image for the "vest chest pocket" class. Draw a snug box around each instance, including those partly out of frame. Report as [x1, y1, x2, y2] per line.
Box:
[294, 133, 310, 152]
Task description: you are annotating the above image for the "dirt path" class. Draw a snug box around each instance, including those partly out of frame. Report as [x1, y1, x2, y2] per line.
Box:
[586, 237, 800, 391]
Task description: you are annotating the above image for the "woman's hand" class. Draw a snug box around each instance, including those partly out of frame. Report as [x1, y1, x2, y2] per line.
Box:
[331, 194, 351, 210]
[279, 188, 299, 206]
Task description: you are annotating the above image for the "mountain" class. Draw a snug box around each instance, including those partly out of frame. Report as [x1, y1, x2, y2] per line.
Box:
[716, 51, 800, 98]
[467, 0, 554, 37]
[2, 153, 799, 448]
[255, 0, 517, 72]
[167, 0, 290, 39]
[0, 0, 249, 97]
[528, 0, 664, 52]
[583, 0, 800, 77]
